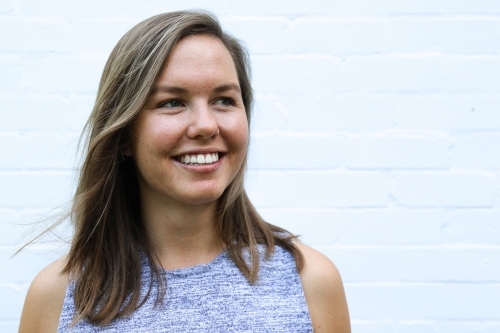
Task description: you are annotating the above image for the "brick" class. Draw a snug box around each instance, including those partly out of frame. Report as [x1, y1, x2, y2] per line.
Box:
[477, 323, 500, 333]
[443, 210, 500, 244]
[259, 209, 349, 246]
[0, 210, 25, 246]
[319, 247, 500, 283]
[262, 208, 500, 246]
[0, 0, 14, 14]
[4, 1, 500, 329]
[254, 56, 500, 95]
[14, 209, 74, 247]
[284, 94, 396, 132]
[453, 134, 500, 169]
[394, 95, 500, 131]
[0, 172, 74, 209]
[393, 18, 500, 55]
[259, 209, 445, 246]
[252, 93, 395, 133]
[222, 18, 288, 54]
[339, 56, 500, 93]
[239, 0, 500, 17]
[344, 136, 450, 169]
[248, 134, 342, 170]
[252, 56, 342, 94]
[0, 322, 18, 333]
[208, 0, 500, 16]
[0, 95, 91, 132]
[356, 0, 500, 16]
[346, 284, 500, 320]
[251, 95, 289, 132]
[352, 321, 500, 333]
[378, 0, 500, 16]
[68, 18, 139, 54]
[16, 0, 260, 17]
[16, 0, 232, 18]
[1, 247, 65, 284]
[0, 286, 27, 320]
[246, 171, 389, 208]
[289, 18, 394, 56]
[0, 134, 78, 170]
[0, 135, 23, 169]
[13, 0, 500, 18]
[0, 18, 68, 53]
[391, 172, 497, 207]
[0, 60, 21, 92]
[0, 17, 137, 55]
[22, 133, 79, 170]
[397, 320, 500, 333]
[350, 321, 397, 333]
[21, 57, 105, 94]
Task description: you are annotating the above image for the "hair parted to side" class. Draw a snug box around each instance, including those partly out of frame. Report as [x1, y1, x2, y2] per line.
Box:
[64, 10, 304, 326]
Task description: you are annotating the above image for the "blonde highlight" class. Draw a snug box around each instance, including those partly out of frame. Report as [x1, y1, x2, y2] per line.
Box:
[58, 10, 303, 326]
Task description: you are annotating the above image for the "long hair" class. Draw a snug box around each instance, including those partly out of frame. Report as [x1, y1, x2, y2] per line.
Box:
[64, 10, 304, 326]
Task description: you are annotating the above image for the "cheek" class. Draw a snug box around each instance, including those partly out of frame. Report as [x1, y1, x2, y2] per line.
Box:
[240, 116, 250, 148]
[225, 113, 249, 149]
[239, 126, 249, 153]
[134, 118, 184, 155]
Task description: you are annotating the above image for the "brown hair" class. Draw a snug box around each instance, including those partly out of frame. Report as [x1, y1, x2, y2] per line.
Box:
[63, 10, 303, 326]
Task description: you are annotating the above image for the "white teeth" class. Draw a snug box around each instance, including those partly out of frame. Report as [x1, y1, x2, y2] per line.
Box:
[178, 152, 219, 165]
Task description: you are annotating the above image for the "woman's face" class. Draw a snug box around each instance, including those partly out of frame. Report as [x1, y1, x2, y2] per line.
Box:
[128, 34, 248, 208]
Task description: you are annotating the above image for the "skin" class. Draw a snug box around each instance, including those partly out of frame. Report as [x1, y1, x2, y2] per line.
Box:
[126, 34, 249, 269]
[18, 257, 68, 333]
[18, 35, 350, 333]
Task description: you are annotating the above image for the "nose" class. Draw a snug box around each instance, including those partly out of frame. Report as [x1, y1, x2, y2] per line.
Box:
[186, 102, 219, 140]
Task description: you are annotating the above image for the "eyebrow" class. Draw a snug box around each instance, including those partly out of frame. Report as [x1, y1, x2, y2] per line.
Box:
[151, 83, 241, 95]
[213, 83, 241, 94]
[151, 86, 187, 95]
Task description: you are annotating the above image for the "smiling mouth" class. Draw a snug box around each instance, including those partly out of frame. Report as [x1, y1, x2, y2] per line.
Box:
[176, 152, 220, 165]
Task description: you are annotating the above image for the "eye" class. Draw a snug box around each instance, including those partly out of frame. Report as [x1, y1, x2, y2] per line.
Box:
[214, 97, 235, 107]
[159, 99, 184, 108]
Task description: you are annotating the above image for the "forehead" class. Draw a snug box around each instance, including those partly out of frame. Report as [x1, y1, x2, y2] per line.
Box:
[156, 34, 238, 86]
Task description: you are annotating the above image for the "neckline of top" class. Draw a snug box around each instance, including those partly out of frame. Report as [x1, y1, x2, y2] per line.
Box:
[163, 249, 228, 276]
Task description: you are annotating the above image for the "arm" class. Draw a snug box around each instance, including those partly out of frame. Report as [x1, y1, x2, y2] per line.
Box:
[18, 256, 69, 333]
[295, 242, 351, 333]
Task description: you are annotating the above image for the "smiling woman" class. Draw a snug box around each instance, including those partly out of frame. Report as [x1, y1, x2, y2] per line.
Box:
[130, 35, 249, 213]
[18, 10, 350, 333]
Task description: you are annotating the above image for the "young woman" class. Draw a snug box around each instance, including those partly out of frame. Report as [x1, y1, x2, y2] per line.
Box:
[18, 11, 350, 333]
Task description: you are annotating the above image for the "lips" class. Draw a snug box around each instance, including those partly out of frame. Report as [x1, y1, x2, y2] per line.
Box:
[176, 152, 220, 165]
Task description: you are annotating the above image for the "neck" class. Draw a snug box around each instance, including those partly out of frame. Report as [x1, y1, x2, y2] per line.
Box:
[141, 199, 223, 270]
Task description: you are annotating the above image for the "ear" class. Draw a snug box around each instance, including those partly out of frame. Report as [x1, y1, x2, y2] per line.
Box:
[123, 147, 132, 157]
[122, 127, 134, 157]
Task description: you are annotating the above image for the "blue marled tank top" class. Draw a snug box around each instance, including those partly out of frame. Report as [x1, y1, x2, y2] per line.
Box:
[57, 245, 313, 332]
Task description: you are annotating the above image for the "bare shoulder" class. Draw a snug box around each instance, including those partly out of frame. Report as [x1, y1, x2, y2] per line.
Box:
[18, 256, 69, 333]
[294, 242, 351, 333]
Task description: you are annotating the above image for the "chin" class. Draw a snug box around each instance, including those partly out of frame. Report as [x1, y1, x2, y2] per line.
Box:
[180, 188, 226, 206]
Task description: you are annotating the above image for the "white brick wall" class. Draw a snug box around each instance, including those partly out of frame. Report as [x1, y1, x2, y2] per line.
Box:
[1, 1, 499, 332]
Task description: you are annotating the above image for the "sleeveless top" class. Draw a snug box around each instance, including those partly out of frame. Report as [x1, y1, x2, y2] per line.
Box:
[57, 245, 313, 332]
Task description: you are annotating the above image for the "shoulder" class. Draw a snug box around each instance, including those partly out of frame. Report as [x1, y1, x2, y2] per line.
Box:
[294, 242, 351, 333]
[18, 256, 70, 333]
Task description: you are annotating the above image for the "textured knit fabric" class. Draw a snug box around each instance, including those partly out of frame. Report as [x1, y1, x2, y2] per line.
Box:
[57, 245, 313, 332]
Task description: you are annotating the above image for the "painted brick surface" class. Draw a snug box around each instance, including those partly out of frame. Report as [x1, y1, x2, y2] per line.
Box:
[1, 1, 499, 332]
